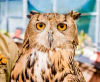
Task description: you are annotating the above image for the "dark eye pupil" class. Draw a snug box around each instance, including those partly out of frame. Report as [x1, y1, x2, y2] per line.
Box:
[39, 24, 43, 27]
[60, 24, 64, 28]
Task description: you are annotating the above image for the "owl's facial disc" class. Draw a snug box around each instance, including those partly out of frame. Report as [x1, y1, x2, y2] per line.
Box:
[48, 30, 53, 48]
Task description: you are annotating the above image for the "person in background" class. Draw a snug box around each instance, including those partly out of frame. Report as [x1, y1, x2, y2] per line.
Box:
[0, 32, 19, 82]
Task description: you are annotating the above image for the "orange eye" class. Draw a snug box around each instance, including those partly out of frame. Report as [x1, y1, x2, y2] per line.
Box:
[57, 23, 67, 31]
[36, 22, 46, 30]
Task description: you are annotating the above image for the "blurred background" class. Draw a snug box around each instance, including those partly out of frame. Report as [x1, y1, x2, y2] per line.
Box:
[0, 0, 100, 81]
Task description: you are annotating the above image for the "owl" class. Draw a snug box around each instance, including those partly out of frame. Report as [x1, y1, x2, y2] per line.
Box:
[11, 11, 85, 82]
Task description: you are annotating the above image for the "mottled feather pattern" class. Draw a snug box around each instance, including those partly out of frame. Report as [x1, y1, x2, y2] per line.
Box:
[11, 48, 85, 82]
[11, 11, 85, 82]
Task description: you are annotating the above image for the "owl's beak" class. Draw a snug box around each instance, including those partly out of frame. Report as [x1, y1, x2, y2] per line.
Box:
[48, 30, 53, 48]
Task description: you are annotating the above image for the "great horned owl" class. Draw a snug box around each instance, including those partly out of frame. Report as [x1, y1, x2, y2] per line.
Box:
[11, 11, 85, 82]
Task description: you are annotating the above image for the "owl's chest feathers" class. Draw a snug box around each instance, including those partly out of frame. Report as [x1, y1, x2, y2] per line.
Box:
[11, 48, 78, 82]
[26, 48, 75, 80]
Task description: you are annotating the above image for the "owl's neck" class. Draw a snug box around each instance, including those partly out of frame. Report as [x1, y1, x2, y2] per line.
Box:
[31, 47, 75, 66]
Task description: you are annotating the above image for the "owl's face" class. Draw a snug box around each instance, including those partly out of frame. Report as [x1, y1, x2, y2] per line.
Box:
[26, 11, 81, 50]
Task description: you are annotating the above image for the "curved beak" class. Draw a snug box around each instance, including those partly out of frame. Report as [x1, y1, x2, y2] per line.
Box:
[48, 30, 53, 48]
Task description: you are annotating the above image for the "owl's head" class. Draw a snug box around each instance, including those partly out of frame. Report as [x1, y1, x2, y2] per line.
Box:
[24, 11, 81, 50]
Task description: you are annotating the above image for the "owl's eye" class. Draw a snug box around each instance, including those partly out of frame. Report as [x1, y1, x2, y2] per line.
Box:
[36, 22, 46, 30]
[57, 23, 67, 31]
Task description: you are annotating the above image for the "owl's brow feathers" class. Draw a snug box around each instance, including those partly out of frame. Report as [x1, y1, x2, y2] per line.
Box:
[27, 10, 81, 20]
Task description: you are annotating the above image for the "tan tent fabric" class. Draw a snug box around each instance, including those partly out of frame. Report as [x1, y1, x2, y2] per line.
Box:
[0, 32, 19, 82]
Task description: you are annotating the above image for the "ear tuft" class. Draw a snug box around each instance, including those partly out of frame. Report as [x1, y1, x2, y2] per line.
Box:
[27, 11, 39, 19]
[30, 11, 39, 15]
[67, 10, 81, 20]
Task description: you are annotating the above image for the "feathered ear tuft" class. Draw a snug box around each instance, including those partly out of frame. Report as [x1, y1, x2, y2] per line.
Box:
[27, 11, 39, 19]
[67, 10, 81, 20]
